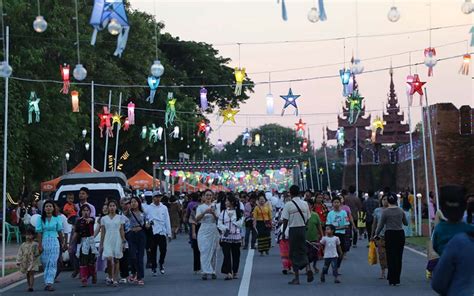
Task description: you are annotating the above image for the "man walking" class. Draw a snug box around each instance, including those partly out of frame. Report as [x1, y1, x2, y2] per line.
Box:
[363, 190, 379, 245]
[282, 185, 311, 285]
[144, 193, 172, 276]
[344, 186, 362, 247]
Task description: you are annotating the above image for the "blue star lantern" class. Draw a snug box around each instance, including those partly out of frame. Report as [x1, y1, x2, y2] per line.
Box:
[280, 88, 301, 116]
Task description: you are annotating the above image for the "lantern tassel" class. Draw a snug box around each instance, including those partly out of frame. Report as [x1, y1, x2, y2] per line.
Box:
[91, 27, 98, 45]
[114, 26, 130, 58]
[459, 54, 471, 76]
[470, 26, 474, 47]
[318, 0, 327, 21]
[60, 81, 70, 95]
[281, 0, 288, 21]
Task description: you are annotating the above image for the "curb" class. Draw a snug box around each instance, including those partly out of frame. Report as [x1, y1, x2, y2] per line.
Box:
[0, 271, 25, 289]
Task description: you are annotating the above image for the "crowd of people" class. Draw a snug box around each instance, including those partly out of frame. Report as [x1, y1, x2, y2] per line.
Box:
[8, 184, 474, 295]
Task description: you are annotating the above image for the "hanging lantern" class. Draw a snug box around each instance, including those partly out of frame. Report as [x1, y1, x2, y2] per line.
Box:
[423, 47, 437, 77]
[346, 90, 364, 125]
[140, 126, 147, 139]
[148, 124, 161, 143]
[71, 90, 80, 112]
[200, 87, 208, 110]
[112, 112, 122, 126]
[146, 76, 160, 104]
[82, 129, 87, 138]
[459, 54, 471, 76]
[266, 93, 274, 115]
[170, 126, 180, 139]
[221, 106, 239, 123]
[98, 106, 113, 138]
[351, 57, 364, 75]
[150, 60, 165, 77]
[0, 61, 12, 78]
[197, 120, 207, 135]
[27, 91, 41, 124]
[123, 117, 130, 131]
[307, 7, 319, 23]
[73, 64, 87, 81]
[216, 139, 224, 152]
[461, 0, 473, 14]
[242, 128, 251, 146]
[33, 15, 48, 33]
[127, 102, 135, 125]
[336, 127, 345, 147]
[165, 92, 177, 127]
[408, 74, 426, 96]
[280, 88, 301, 116]
[60, 64, 70, 94]
[234, 67, 246, 96]
[301, 138, 308, 152]
[295, 118, 306, 137]
[387, 6, 401, 22]
[90, 0, 130, 57]
[85, 142, 90, 151]
[339, 68, 352, 96]
[318, 0, 327, 21]
[371, 115, 385, 143]
[254, 134, 261, 146]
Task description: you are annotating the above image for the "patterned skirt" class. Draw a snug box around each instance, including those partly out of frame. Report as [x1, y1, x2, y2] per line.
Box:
[279, 239, 292, 270]
[256, 221, 271, 253]
[376, 238, 388, 269]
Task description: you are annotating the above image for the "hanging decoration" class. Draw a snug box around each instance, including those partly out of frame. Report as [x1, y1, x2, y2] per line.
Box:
[387, 6, 401, 22]
[146, 76, 160, 104]
[200, 87, 208, 111]
[339, 68, 352, 96]
[407, 74, 426, 105]
[470, 26, 474, 47]
[112, 112, 122, 126]
[140, 126, 147, 139]
[423, 47, 437, 77]
[461, 0, 473, 14]
[301, 138, 308, 152]
[234, 67, 246, 96]
[71, 91, 80, 112]
[295, 119, 306, 137]
[459, 53, 471, 75]
[307, 7, 319, 23]
[318, 0, 327, 21]
[215, 139, 224, 151]
[60, 64, 70, 94]
[221, 106, 239, 124]
[351, 56, 364, 75]
[254, 134, 261, 146]
[336, 127, 345, 147]
[280, 88, 301, 116]
[127, 102, 135, 125]
[165, 92, 177, 127]
[149, 124, 162, 143]
[123, 117, 130, 131]
[27, 91, 40, 124]
[89, 0, 130, 57]
[170, 126, 180, 139]
[347, 90, 364, 125]
[371, 115, 385, 142]
[266, 93, 274, 115]
[98, 106, 113, 138]
[280, 0, 288, 21]
[150, 60, 165, 78]
[242, 129, 251, 146]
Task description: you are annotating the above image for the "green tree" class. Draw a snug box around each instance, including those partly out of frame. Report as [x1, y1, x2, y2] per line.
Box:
[0, 0, 252, 198]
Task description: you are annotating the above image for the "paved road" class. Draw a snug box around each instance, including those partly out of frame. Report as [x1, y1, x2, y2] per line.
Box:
[1, 235, 435, 296]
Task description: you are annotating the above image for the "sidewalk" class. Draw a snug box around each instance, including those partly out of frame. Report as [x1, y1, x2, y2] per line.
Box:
[0, 242, 21, 261]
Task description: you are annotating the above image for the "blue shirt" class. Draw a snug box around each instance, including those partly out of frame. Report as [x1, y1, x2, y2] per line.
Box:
[432, 221, 474, 256]
[35, 216, 63, 239]
[326, 210, 349, 234]
[431, 232, 474, 296]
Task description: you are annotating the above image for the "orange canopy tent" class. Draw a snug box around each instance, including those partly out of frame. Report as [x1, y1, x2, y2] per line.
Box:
[128, 169, 160, 190]
[40, 160, 98, 192]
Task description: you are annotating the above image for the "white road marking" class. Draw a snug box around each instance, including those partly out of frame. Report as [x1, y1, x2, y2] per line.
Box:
[0, 272, 43, 293]
[404, 246, 427, 258]
[237, 249, 254, 296]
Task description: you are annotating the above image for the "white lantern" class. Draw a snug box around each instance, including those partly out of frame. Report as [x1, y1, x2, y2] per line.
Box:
[107, 19, 122, 35]
[307, 7, 319, 23]
[266, 93, 274, 114]
[65, 152, 70, 161]
[387, 6, 401, 22]
[73, 64, 87, 81]
[216, 139, 224, 151]
[82, 129, 87, 138]
[150, 60, 165, 77]
[33, 16, 48, 33]
[351, 58, 364, 74]
[85, 142, 90, 151]
[164, 169, 170, 176]
[0, 61, 12, 78]
[160, 155, 164, 161]
[146, 156, 150, 162]
[424, 55, 437, 69]
[461, 0, 473, 14]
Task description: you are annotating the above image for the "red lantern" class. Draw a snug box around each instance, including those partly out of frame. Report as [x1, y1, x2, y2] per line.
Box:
[197, 120, 207, 135]
[123, 117, 130, 131]
[301, 138, 308, 152]
[98, 106, 113, 138]
[60, 64, 70, 94]
[71, 90, 79, 112]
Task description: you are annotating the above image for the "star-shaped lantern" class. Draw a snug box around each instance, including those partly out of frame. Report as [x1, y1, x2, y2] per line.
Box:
[280, 88, 301, 116]
[371, 115, 386, 142]
[408, 74, 426, 96]
[112, 112, 122, 125]
[221, 106, 239, 123]
[295, 118, 306, 136]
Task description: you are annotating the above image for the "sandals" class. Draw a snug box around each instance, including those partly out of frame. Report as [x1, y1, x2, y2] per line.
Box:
[44, 285, 55, 291]
[307, 270, 314, 283]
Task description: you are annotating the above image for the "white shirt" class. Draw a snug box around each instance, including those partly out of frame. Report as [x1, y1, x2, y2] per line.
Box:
[60, 214, 72, 234]
[281, 197, 310, 228]
[144, 202, 172, 237]
[320, 236, 340, 258]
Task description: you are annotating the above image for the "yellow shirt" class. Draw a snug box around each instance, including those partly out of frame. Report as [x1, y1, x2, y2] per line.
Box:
[253, 205, 272, 221]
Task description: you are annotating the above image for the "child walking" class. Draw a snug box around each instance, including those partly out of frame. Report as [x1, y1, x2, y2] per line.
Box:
[100, 200, 126, 286]
[17, 227, 40, 292]
[70, 204, 98, 287]
[320, 225, 342, 284]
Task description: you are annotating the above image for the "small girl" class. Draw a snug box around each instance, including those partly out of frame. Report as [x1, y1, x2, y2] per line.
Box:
[320, 224, 342, 284]
[70, 204, 98, 287]
[100, 200, 126, 286]
[17, 227, 40, 292]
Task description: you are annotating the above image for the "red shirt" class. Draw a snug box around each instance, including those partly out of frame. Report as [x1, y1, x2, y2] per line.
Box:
[313, 203, 329, 224]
